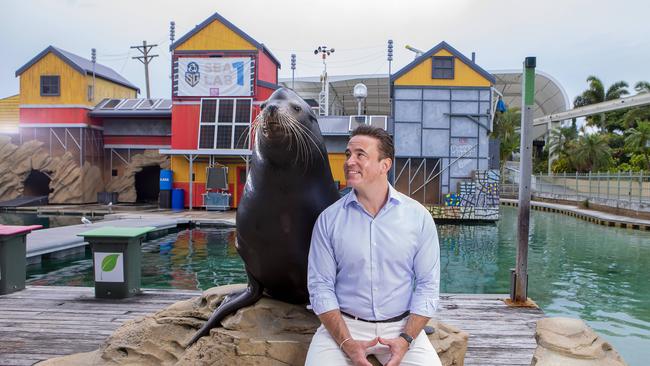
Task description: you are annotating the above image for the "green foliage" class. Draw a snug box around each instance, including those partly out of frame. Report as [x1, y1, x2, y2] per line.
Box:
[624, 121, 650, 170]
[574, 76, 629, 131]
[571, 133, 613, 172]
[492, 108, 521, 164]
[551, 156, 573, 173]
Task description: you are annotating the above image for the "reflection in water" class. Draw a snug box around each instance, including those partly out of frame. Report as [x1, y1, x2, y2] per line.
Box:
[25, 209, 650, 365]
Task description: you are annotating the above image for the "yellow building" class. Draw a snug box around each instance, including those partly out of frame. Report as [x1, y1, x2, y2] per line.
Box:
[390, 41, 496, 205]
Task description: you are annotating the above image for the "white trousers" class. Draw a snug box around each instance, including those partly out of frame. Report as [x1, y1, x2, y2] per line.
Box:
[305, 316, 442, 366]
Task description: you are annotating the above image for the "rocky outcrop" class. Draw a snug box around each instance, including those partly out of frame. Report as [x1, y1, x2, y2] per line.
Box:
[39, 285, 468, 366]
[531, 317, 627, 366]
[0, 136, 103, 204]
[105, 150, 169, 202]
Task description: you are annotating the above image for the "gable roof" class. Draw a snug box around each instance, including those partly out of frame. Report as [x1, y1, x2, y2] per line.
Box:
[15, 46, 140, 92]
[390, 41, 495, 84]
[170, 12, 281, 68]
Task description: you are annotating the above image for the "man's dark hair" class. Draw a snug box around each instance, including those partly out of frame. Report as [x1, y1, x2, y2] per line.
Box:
[350, 125, 394, 161]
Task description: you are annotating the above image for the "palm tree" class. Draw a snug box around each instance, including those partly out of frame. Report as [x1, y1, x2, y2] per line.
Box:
[624, 121, 650, 170]
[635, 81, 650, 93]
[571, 133, 612, 172]
[574, 76, 629, 130]
[548, 125, 577, 159]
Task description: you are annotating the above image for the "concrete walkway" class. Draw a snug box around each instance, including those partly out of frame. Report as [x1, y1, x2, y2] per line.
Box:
[26, 210, 237, 261]
[501, 198, 650, 231]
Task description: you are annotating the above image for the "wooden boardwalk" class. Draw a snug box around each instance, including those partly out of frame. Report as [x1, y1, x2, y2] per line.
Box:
[0, 287, 543, 366]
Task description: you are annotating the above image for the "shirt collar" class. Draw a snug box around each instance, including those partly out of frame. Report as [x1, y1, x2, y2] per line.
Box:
[344, 183, 403, 208]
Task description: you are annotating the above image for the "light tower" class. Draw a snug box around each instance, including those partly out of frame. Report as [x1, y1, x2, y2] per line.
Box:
[290, 54, 296, 89]
[314, 46, 334, 116]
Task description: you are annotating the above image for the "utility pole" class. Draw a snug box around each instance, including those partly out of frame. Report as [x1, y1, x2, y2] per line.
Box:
[91, 48, 96, 102]
[387, 39, 393, 116]
[131, 40, 158, 99]
[291, 54, 296, 89]
[512, 56, 536, 304]
[314, 46, 334, 116]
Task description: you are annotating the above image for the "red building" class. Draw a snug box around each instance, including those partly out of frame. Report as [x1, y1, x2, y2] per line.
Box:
[161, 11, 281, 208]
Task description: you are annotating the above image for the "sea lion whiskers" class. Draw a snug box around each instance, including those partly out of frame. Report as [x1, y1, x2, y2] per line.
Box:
[276, 112, 325, 165]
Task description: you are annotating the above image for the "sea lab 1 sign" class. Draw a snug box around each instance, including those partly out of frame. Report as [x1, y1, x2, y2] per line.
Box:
[178, 57, 252, 97]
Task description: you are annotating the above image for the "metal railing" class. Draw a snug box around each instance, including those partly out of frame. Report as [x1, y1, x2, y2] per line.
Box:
[501, 171, 650, 213]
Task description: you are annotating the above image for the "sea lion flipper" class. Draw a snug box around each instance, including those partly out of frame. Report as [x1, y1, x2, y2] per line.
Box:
[186, 273, 263, 347]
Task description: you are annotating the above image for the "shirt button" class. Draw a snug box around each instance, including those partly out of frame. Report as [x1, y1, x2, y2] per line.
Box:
[373, 287, 378, 291]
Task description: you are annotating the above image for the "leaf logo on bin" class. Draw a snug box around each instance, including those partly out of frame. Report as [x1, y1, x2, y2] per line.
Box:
[95, 252, 124, 282]
[101, 254, 120, 272]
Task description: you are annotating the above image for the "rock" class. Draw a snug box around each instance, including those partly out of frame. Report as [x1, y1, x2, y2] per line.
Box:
[39, 285, 468, 366]
[0, 138, 168, 204]
[531, 317, 627, 366]
[105, 150, 170, 203]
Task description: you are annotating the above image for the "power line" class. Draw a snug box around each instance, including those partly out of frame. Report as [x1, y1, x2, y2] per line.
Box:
[130, 40, 159, 99]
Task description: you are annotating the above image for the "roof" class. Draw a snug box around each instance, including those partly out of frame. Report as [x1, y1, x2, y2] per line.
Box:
[15, 46, 140, 92]
[280, 71, 570, 129]
[390, 41, 496, 84]
[89, 98, 172, 118]
[170, 12, 281, 68]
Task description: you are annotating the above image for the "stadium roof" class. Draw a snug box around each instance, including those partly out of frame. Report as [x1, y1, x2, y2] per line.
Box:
[280, 70, 570, 119]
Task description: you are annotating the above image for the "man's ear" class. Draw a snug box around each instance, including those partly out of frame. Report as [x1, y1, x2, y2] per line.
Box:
[381, 158, 392, 174]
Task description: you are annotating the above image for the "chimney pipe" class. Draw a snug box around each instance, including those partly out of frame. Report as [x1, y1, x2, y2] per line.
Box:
[471, 52, 476, 63]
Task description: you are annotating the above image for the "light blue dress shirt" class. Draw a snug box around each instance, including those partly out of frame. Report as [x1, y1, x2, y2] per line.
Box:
[308, 184, 440, 320]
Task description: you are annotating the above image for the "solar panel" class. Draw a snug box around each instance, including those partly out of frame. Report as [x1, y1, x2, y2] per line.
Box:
[118, 99, 141, 109]
[156, 99, 172, 109]
[137, 99, 157, 109]
[101, 99, 122, 109]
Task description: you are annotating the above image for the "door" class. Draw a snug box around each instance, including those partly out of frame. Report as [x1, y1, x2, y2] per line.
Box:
[236, 166, 247, 207]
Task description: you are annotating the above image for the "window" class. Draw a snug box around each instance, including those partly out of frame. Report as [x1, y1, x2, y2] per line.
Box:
[198, 98, 252, 149]
[40, 75, 60, 96]
[431, 56, 454, 79]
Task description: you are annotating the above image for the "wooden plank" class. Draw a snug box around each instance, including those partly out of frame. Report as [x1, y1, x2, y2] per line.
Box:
[0, 286, 544, 365]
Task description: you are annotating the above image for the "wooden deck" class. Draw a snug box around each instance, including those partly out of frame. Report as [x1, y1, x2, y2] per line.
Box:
[0, 287, 544, 366]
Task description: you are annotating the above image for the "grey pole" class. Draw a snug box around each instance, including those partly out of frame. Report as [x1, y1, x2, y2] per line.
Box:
[629, 170, 633, 205]
[513, 57, 535, 304]
[617, 171, 621, 204]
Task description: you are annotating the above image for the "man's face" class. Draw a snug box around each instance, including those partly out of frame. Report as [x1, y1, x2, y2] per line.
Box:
[344, 135, 391, 190]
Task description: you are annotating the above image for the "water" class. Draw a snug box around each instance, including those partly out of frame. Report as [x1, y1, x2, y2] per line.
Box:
[0, 212, 99, 228]
[25, 207, 650, 365]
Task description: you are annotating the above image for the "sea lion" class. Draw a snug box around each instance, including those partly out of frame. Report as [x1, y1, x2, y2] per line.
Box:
[187, 88, 340, 346]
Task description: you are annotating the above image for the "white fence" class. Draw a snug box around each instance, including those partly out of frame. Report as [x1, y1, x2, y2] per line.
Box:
[501, 171, 650, 213]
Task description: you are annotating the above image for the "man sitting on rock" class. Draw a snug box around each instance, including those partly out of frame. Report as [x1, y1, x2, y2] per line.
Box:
[306, 125, 441, 366]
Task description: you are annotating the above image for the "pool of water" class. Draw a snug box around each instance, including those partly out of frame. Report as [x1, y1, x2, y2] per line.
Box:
[0, 212, 99, 228]
[25, 207, 650, 365]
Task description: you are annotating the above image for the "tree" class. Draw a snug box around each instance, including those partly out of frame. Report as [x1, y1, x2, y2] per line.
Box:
[624, 121, 650, 171]
[574, 76, 629, 131]
[635, 81, 650, 93]
[492, 108, 521, 167]
[571, 133, 613, 172]
[548, 124, 577, 159]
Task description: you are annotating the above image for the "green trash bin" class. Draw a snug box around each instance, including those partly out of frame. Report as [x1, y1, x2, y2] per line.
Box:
[79, 226, 154, 299]
[0, 225, 42, 295]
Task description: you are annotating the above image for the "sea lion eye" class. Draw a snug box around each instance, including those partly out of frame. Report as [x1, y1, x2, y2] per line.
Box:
[292, 105, 301, 112]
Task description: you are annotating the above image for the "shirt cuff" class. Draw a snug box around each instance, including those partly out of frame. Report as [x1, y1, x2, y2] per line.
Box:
[310, 294, 340, 315]
[409, 297, 439, 318]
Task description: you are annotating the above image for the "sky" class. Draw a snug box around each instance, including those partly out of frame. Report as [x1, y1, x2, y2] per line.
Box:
[2, 0, 649, 107]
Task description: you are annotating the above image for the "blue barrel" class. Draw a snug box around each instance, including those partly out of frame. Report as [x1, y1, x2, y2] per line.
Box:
[171, 188, 185, 210]
[160, 170, 173, 191]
